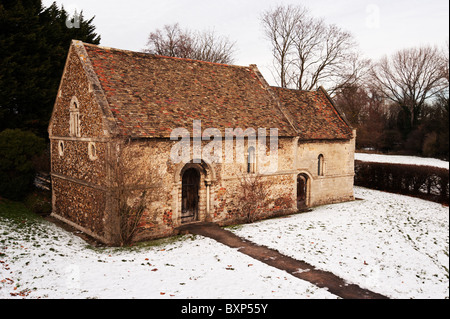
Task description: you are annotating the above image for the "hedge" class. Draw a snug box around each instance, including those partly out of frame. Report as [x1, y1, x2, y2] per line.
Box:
[354, 160, 449, 205]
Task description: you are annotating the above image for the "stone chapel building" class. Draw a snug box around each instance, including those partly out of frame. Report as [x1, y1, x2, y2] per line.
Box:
[48, 40, 356, 245]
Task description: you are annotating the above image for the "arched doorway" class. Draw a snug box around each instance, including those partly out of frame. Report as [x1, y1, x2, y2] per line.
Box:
[297, 174, 309, 209]
[181, 168, 200, 223]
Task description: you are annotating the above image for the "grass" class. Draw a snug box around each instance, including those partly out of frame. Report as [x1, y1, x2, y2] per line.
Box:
[0, 188, 51, 226]
[1, 193, 196, 256]
[0, 196, 83, 259]
[0, 197, 42, 227]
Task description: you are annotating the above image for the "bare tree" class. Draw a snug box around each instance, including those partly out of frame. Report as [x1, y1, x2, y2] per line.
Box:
[261, 4, 364, 92]
[333, 83, 371, 126]
[292, 21, 357, 91]
[109, 142, 163, 246]
[330, 51, 372, 94]
[144, 23, 194, 59]
[190, 29, 236, 64]
[261, 5, 306, 88]
[441, 40, 449, 84]
[335, 83, 394, 150]
[144, 23, 235, 64]
[437, 40, 449, 108]
[234, 174, 274, 223]
[371, 45, 448, 130]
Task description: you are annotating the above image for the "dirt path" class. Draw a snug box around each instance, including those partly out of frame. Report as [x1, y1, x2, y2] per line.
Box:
[177, 222, 389, 299]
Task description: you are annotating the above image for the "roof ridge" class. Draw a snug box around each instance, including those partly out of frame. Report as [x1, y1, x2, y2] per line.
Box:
[76, 40, 301, 138]
[81, 40, 249, 70]
[272, 85, 353, 140]
[317, 86, 353, 129]
[249, 66, 299, 135]
[270, 86, 317, 94]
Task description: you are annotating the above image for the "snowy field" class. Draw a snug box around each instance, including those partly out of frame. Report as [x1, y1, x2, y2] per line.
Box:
[355, 153, 449, 170]
[1, 187, 448, 299]
[232, 187, 449, 299]
[0, 219, 335, 299]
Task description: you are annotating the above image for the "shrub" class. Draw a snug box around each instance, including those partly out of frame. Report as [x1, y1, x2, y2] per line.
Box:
[0, 129, 45, 201]
[379, 130, 403, 152]
[233, 174, 296, 223]
[422, 132, 438, 158]
[24, 190, 52, 216]
[355, 160, 449, 205]
[235, 174, 273, 223]
[236, 175, 271, 222]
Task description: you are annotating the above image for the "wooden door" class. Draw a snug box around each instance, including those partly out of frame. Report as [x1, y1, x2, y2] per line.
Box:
[182, 168, 200, 223]
[297, 174, 307, 209]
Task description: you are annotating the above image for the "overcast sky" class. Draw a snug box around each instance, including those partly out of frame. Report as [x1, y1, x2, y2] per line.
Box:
[43, 0, 449, 85]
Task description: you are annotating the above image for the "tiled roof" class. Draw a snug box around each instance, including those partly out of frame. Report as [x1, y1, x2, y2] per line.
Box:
[79, 42, 352, 140]
[82, 43, 296, 138]
[271, 87, 353, 140]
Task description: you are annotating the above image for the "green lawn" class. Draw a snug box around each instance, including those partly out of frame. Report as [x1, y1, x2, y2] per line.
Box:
[0, 198, 40, 224]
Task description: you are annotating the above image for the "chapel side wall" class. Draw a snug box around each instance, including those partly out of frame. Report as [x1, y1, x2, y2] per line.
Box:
[297, 135, 355, 206]
[112, 134, 355, 242]
[212, 137, 297, 225]
[49, 48, 111, 243]
[117, 139, 178, 241]
[116, 138, 298, 241]
[118, 138, 233, 241]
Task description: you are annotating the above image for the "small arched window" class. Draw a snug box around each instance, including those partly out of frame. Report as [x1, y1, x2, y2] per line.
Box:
[69, 96, 80, 137]
[58, 140, 65, 156]
[318, 154, 324, 176]
[88, 142, 97, 161]
[247, 146, 256, 174]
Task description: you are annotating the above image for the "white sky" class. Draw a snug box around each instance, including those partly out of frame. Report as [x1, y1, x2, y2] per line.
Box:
[43, 0, 449, 86]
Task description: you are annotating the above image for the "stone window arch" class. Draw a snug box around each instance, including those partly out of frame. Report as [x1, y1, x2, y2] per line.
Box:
[58, 140, 65, 156]
[88, 142, 97, 160]
[247, 146, 256, 174]
[318, 154, 324, 176]
[69, 96, 80, 137]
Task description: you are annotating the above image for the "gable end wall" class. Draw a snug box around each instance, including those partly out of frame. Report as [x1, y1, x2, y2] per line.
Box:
[49, 46, 115, 243]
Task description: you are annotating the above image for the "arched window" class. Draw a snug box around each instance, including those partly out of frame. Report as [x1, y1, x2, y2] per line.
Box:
[247, 146, 256, 174]
[58, 140, 65, 156]
[88, 142, 97, 161]
[69, 97, 80, 137]
[318, 154, 324, 176]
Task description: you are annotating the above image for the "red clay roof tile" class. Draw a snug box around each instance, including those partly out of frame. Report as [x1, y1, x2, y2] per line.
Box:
[271, 87, 353, 140]
[80, 42, 352, 140]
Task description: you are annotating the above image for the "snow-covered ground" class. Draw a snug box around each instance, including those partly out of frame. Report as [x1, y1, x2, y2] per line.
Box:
[0, 219, 335, 299]
[355, 153, 449, 170]
[232, 187, 449, 299]
[1, 187, 448, 299]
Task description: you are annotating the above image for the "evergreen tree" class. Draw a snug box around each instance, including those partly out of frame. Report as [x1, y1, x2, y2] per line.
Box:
[0, 128, 45, 200]
[0, 0, 100, 137]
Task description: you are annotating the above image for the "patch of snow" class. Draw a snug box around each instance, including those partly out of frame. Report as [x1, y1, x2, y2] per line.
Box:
[231, 187, 449, 299]
[0, 217, 335, 299]
[355, 153, 449, 170]
[1, 187, 448, 299]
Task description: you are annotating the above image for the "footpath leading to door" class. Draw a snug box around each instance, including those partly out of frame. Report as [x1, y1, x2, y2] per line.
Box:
[177, 222, 388, 299]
